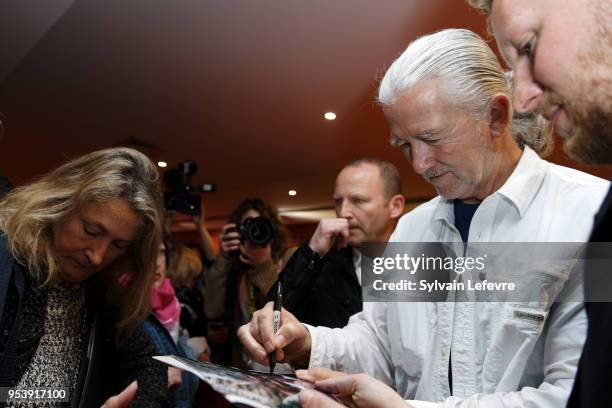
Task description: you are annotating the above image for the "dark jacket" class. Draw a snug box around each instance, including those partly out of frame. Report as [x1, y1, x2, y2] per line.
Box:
[568, 185, 612, 407]
[0, 233, 168, 407]
[274, 244, 362, 328]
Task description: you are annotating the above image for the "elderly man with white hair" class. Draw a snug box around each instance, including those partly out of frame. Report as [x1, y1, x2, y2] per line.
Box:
[237, 29, 609, 408]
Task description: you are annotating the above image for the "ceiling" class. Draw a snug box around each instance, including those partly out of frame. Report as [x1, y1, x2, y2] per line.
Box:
[1, 0, 611, 230]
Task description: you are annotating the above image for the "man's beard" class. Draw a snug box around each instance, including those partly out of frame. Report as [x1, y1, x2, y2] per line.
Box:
[540, 1, 612, 165]
[540, 90, 612, 165]
[564, 102, 612, 165]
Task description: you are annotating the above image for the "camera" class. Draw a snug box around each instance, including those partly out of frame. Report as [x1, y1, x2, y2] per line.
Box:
[225, 216, 275, 254]
[239, 216, 274, 246]
[163, 160, 216, 215]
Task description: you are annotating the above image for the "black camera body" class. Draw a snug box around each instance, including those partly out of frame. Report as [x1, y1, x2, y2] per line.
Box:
[163, 161, 215, 215]
[239, 216, 274, 246]
[164, 191, 201, 215]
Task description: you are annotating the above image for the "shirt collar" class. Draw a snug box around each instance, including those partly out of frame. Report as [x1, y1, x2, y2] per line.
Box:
[432, 146, 546, 222]
[495, 146, 546, 217]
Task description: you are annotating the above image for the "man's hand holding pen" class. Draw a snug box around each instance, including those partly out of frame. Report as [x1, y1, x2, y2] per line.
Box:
[237, 301, 312, 369]
[269, 282, 283, 374]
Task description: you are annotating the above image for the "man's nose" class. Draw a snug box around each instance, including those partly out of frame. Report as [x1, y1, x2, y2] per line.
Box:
[338, 201, 354, 219]
[410, 143, 434, 176]
[513, 63, 544, 113]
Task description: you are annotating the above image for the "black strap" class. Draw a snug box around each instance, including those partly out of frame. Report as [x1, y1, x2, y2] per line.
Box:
[0, 233, 26, 386]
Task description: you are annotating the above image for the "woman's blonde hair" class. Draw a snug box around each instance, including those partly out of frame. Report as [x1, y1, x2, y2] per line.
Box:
[167, 245, 203, 289]
[0, 147, 164, 338]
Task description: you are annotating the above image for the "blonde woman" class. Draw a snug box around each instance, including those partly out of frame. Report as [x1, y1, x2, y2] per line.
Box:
[0, 148, 167, 407]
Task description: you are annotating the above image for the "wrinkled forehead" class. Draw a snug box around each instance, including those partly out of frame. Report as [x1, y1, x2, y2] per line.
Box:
[384, 89, 473, 140]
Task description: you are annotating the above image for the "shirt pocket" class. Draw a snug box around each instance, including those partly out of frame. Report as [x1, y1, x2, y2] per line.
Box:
[481, 303, 547, 392]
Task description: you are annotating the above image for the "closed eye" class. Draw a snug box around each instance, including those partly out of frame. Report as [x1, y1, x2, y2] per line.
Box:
[84, 224, 101, 236]
[416, 131, 441, 144]
[390, 137, 410, 150]
[519, 36, 535, 57]
[113, 241, 131, 250]
[421, 136, 442, 145]
[389, 136, 410, 147]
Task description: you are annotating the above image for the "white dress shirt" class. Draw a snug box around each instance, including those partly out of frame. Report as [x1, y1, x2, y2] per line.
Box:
[306, 147, 609, 408]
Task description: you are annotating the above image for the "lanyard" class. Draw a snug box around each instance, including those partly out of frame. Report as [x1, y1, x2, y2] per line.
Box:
[247, 282, 256, 318]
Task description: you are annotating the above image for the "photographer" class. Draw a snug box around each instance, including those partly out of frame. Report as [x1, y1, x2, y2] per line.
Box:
[204, 197, 295, 367]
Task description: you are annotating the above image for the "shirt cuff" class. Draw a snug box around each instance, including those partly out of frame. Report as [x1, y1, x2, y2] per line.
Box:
[304, 324, 325, 368]
[300, 243, 326, 264]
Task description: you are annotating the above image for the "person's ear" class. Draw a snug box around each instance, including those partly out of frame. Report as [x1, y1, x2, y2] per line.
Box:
[488, 93, 511, 138]
[388, 194, 405, 219]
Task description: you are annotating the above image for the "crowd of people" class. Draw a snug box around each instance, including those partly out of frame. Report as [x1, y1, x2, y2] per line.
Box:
[1, 0, 612, 406]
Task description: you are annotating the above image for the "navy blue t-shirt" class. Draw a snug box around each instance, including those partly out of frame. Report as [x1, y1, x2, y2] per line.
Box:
[448, 199, 480, 394]
[453, 199, 480, 243]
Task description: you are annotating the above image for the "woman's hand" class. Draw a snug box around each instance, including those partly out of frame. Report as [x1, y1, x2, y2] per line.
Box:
[297, 369, 412, 408]
[101, 381, 137, 408]
[168, 367, 182, 391]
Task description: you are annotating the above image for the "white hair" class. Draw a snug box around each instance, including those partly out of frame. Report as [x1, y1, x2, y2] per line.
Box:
[378, 28, 553, 156]
[378, 28, 508, 118]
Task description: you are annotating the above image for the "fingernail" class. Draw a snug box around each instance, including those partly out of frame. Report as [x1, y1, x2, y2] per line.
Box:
[275, 334, 286, 348]
[129, 380, 138, 390]
[296, 370, 314, 382]
[264, 341, 275, 353]
[299, 389, 314, 404]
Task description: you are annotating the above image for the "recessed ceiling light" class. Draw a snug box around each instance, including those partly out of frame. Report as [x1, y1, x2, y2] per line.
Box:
[157, 161, 167, 168]
[288, 190, 297, 196]
[324, 112, 336, 121]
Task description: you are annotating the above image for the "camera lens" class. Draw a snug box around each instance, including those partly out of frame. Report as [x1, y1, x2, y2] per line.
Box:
[241, 216, 274, 246]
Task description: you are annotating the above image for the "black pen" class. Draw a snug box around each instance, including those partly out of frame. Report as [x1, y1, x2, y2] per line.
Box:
[269, 281, 282, 374]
